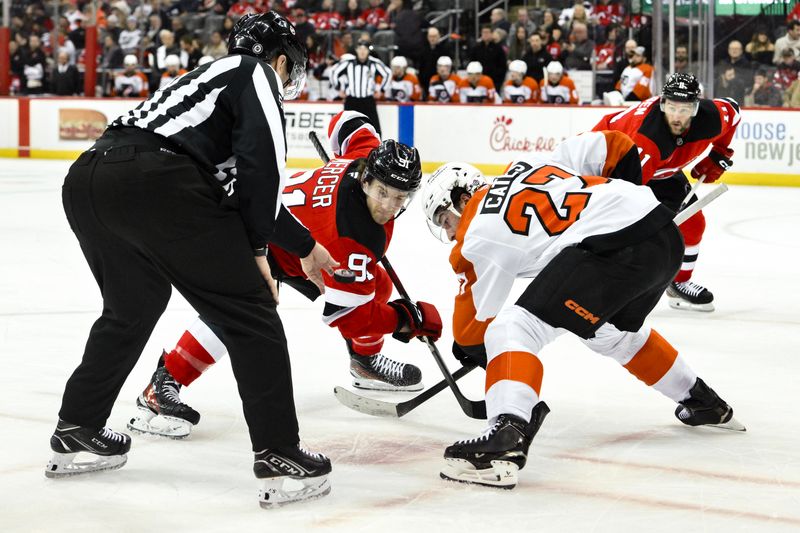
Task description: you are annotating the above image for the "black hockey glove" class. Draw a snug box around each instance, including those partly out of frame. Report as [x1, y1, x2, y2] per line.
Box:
[453, 342, 487, 369]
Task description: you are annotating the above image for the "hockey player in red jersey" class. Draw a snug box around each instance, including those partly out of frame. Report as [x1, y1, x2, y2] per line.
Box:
[593, 73, 741, 311]
[129, 111, 443, 438]
[421, 131, 743, 489]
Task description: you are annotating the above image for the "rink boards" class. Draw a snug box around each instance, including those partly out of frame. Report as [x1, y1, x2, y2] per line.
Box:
[0, 96, 798, 187]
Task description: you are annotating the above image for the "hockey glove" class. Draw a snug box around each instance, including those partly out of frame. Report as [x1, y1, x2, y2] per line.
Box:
[453, 342, 487, 369]
[389, 299, 443, 343]
[691, 147, 733, 183]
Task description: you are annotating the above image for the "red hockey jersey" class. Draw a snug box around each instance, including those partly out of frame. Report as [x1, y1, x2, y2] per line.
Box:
[593, 96, 741, 182]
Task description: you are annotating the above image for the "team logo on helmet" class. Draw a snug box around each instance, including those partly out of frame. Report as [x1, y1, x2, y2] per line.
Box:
[252, 43, 263, 55]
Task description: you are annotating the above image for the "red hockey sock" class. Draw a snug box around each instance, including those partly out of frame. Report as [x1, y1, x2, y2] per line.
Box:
[164, 331, 218, 386]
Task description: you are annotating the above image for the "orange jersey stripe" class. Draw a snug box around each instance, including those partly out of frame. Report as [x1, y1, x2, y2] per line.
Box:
[486, 351, 544, 395]
[623, 329, 679, 386]
[600, 130, 636, 178]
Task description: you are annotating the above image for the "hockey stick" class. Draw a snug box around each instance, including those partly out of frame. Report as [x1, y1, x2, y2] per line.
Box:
[678, 173, 708, 212]
[310, 129, 486, 419]
[333, 364, 478, 418]
[673, 183, 728, 226]
[380, 256, 487, 419]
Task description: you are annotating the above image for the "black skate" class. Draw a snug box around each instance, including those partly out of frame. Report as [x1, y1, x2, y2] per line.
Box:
[675, 378, 745, 431]
[254, 444, 332, 507]
[441, 402, 550, 489]
[127, 352, 200, 439]
[667, 281, 714, 312]
[45, 419, 131, 478]
[350, 352, 423, 392]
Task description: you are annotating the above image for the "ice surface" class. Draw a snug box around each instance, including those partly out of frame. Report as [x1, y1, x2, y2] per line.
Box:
[1, 159, 799, 532]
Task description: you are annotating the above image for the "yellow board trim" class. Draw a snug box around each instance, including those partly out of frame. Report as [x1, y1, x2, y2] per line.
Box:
[3, 151, 799, 187]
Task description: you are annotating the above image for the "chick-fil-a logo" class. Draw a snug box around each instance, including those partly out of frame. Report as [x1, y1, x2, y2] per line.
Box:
[489, 115, 559, 153]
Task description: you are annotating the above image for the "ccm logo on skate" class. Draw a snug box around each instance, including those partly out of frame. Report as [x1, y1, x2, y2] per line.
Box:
[564, 300, 600, 324]
[267, 456, 303, 476]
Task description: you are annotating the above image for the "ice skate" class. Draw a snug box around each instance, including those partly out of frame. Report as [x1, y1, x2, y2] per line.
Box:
[675, 378, 745, 431]
[441, 402, 550, 489]
[254, 444, 332, 508]
[127, 352, 200, 439]
[350, 352, 423, 392]
[45, 419, 131, 478]
[667, 280, 714, 312]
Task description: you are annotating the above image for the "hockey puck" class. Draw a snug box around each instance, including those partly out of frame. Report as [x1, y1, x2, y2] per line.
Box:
[333, 268, 357, 283]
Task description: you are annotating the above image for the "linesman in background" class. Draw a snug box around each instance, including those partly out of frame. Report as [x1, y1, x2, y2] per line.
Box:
[330, 39, 391, 135]
[46, 12, 339, 508]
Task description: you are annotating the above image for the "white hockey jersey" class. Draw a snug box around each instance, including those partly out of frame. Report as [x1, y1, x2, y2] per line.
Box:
[450, 158, 662, 347]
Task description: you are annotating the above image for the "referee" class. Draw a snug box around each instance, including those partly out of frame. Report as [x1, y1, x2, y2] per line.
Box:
[330, 40, 391, 135]
[49, 12, 337, 503]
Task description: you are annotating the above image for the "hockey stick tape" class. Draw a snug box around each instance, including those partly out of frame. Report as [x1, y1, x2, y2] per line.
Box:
[333, 268, 357, 283]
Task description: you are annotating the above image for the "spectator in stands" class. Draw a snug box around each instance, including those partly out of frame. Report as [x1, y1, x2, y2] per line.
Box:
[312, 0, 345, 31]
[539, 61, 578, 104]
[171, 16, 188, 43]
[394, 0, 427, 67]
[146, 14, 163, 47]
[564, 21, 594, 70]
[674, 45, 689, 73]
[773, 48, 800, 91]
[746, 27, 774, 66]
[714, 65, 747, 105]
[719, 40, 755, 83]
[458, 61, 497, 104]
[386, 0, 403, 28]
[491, 8, 511, 38]
[105, 14, 122, 43]
[612, 38, 637, 85]
[562, 2, 590, 33]
[594, 23, 619, 70]
[472, 25, 507, 90]
[227, 0, 268, 19]
[593, 0, 624, 28]
[384, 56, 421, 102]
[508, 24, 529, 62]
[522, 33, 550, 84]
[20, 34, 46, 95]
[119, 16, 142, 55]
[158, 54, 188, 90]
[68, 18, 86, 50]
[9, 40, 23, 92]
[541, 9, 559, 35]
[614, 46, 653, 101]
[203, 31, 228, 60]
[291, 9, 315, 43]
[513, 7, 536, 36]
[493, 28, 509, 55]
[181, 35, 203, 71]
[221, 16, 235, 40]
[101, 34, 125, 70]
[343, 0, 364, 31]
[745, 69, 783, 107]
[503, 60, 538, 103]
[113, 54, 149, 97]
[363, 0, 389, 33]
[155, 30, 187, 70]
[545, 26, 565, 62]
[133, 0, 157, 21]
[774, 20, 800, 65]
[428, 56, 461, 103]
[51, 50, 81, 96]
[785, 77, 800, 107]
[418, 27, 451, 99]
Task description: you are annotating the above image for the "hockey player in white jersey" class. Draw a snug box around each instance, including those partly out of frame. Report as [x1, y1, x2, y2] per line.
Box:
[421, 132, 743, 489]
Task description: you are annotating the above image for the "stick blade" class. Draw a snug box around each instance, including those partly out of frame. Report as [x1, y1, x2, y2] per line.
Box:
[333, 386, 401, 418]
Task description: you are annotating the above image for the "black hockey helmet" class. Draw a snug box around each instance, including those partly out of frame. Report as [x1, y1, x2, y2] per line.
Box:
[364, 139, 422, 192]
[660, 72, 701, 115]
[228, 12, 307, 99]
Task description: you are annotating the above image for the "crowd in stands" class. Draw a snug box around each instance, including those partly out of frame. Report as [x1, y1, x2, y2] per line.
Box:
[5, 0, 800, 108]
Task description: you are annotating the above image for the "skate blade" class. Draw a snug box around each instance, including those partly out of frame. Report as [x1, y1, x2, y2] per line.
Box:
[258, 475, 332, 508]
[668, 298, 714, 312]
[45, 452, 127, 478]
[708, 416, 746, 432]
[439, 458, 518, 489]
[127, 409, 192, 439]
[352, 377, 423, 392]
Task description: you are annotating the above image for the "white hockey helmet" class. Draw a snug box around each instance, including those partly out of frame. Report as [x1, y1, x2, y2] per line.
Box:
[422, 162, 487, 242]
[436, 55, 452, 67]
[509, 60, 527, 74]
[390, 55, 408, 69]
[546, 61, 563, 75]
[466, 61, 483, 74]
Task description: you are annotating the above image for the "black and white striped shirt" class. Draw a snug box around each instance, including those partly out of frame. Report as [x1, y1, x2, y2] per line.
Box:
[111, 54, 312, 254]
[330, 55, 391, 98]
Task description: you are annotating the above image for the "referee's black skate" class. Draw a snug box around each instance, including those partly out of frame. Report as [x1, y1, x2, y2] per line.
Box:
[675, 378, 745, 431]
[127, 352, 200, 438]
[667, 280, 714, 312]
[45, 419, 131, 478]
[349, 351, 423, 392]
[254, 444, 332, 507]
[441, 402, 550, 489]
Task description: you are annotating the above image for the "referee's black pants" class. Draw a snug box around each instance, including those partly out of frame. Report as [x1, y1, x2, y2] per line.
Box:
[59, 129, 299, 450]
[344, 96, 381, 136]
